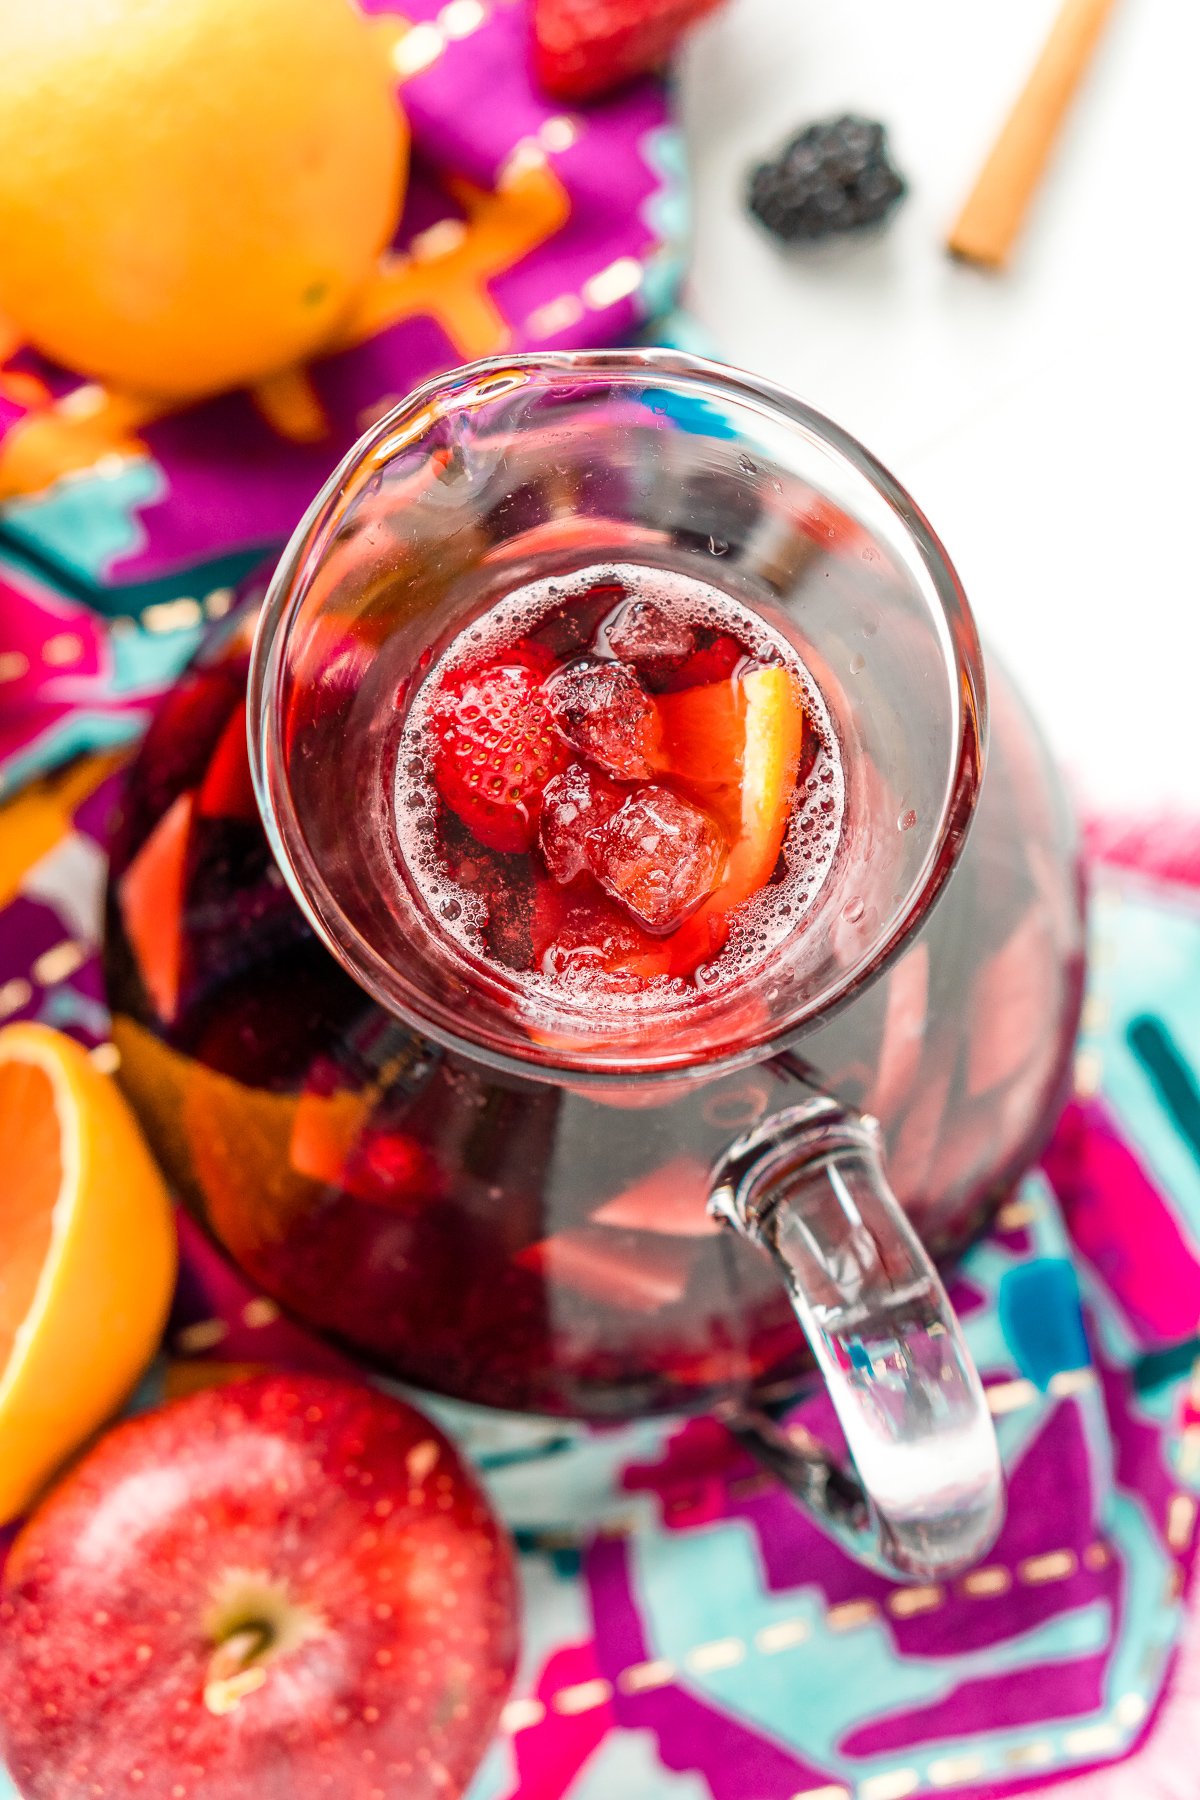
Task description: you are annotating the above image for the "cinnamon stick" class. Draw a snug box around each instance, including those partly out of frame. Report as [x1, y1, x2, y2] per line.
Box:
[948, 0, 1121, 268]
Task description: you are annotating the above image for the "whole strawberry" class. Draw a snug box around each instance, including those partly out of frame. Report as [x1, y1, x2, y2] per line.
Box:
[533, 0, 725, 103]
[431, 655, 566, 852]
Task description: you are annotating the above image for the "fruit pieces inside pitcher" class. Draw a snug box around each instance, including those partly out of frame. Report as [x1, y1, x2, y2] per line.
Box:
[396, 563, 842, 1002]
[106, 577, 1079, 1416]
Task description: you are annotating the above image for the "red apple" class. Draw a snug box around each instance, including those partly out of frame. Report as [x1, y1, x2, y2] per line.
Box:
[0, 1375, 519, 1800]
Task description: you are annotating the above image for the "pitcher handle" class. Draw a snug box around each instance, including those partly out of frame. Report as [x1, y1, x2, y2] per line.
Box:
[710, 1098, 1003, 1582]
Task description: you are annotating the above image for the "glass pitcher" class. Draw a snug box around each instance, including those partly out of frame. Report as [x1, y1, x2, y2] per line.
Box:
[103, 353, 1086, 1582]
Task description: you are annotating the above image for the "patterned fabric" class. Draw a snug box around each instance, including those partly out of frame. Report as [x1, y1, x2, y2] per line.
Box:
[2, 755, 1200, 1800]
[0, 0, 687, 797]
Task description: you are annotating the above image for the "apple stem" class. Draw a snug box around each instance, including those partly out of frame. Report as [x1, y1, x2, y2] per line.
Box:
[203, 1623, 273, 1717]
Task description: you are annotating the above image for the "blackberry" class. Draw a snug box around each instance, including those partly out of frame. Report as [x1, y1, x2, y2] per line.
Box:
[747, 114, 906, 243]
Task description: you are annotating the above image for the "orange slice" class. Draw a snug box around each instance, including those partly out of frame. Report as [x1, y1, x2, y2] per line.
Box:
[654, 675, 747, 836]
[110, 1015, 316, 1270]
[0, 1023, 177, 1522]
[655, 665, 806, 972]
[724, 664, 807, 901]
[289, 1085, 374, 1187]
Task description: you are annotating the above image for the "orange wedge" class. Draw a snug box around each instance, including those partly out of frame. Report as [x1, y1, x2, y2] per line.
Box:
[0, 1023, 177, 1522]
[655, 675, 747, 837]
[724, 665, 808, 900]
[655, 665, 806, 972]
[289, 1084, 374, 1187]
[110, 1015, 317, 1268]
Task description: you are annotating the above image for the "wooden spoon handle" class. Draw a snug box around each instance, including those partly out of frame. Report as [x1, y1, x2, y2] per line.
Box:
[948, 0, 1121, 268]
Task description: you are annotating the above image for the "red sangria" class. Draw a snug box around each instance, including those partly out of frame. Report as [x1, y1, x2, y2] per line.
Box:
[396, 563, 841, 1011]
[104, 355, 1085, 1574]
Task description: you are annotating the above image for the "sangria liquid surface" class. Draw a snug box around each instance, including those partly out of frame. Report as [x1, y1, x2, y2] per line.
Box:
[104, 555, 1085, 1420]
[394, 562, 843, 1017]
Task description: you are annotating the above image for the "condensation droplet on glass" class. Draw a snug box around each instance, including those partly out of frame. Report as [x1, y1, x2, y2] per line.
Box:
[861, 546, 878, 563]
[772, 479, 783, 494]
[842, 897, 865, 923]
[707, 536, 728, 556]
[861, 616, 879, 637]
[738, 454, 757, 475]
[898, 808, 918, 832]
[849, 651, 866, 675]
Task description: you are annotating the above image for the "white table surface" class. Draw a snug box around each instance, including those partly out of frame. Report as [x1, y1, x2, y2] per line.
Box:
[680, 0, 1198, 814]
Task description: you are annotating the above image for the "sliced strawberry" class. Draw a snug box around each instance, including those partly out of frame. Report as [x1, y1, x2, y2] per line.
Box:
[430, 655, 566, 853]
[339, 1129, 441, 1211]
[533, 0, 726, 103]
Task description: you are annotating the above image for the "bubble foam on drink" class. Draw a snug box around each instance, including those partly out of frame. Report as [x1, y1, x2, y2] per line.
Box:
[394, 563, 845, 1023]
